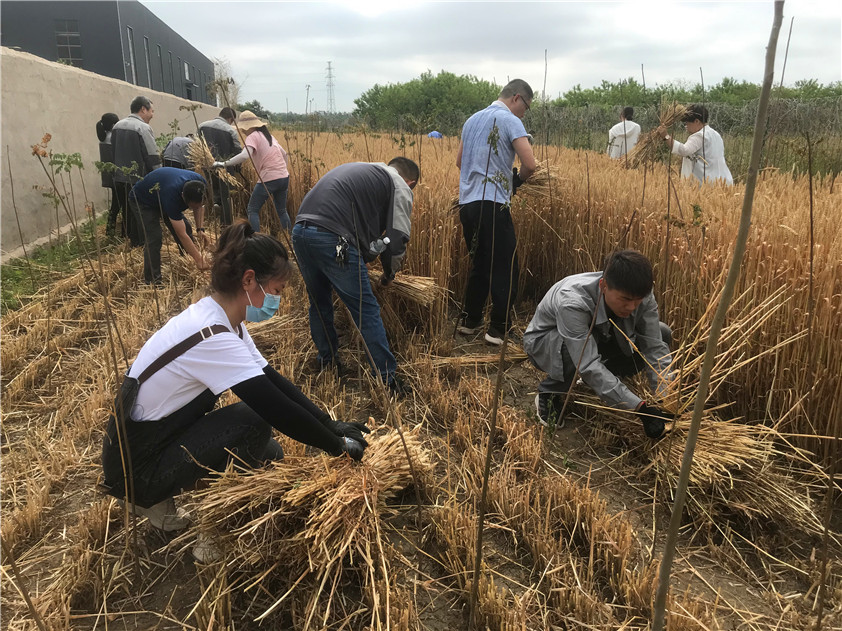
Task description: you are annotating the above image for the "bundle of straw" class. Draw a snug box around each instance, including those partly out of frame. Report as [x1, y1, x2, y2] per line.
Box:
[369, 269, 448, 308]
[426, 346, 527, 368]
[576, 286, 826, 537]
[447, 162, 563, 206]
[518, 161, 563, 198]
[582, 397, 825, 536]
[187, 136, 242, 188]
[183, 428, 431, 625]
[626, 101, 688, 168]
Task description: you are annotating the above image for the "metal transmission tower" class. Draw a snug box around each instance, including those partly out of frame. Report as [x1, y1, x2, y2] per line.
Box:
[326, 61, 336, 114]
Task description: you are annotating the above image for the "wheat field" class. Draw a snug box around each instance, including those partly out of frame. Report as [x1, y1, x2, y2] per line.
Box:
[1, 129, 839, 630]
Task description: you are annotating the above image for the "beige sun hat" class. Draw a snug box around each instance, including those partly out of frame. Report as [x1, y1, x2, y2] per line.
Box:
[236, 110, 266, 132]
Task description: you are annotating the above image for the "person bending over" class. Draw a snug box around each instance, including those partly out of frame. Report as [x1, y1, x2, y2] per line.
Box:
[101, 221, 369, 551]
[523, 250, 674, 437]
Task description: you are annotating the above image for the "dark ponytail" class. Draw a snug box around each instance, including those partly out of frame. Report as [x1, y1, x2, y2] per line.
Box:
[258, 125, 274, 146]
[211, 220, 292, 295]
[97, 113, 119, 141]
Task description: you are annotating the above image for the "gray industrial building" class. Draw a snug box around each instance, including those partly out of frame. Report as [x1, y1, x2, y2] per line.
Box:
[1, 0, 215, 104]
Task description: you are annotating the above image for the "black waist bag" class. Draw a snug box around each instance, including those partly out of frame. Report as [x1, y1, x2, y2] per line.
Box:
[101, 324, 235, 498]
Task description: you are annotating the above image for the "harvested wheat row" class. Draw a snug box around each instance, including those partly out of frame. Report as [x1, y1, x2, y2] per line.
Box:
[180, 428, 431, 626]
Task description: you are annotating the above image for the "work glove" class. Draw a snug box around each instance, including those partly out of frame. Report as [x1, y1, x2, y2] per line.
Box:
[512, 167, 525, 195]
[636, 403, 674, 439]
[212, 161, 226, 169]
[327, 419, 371, 447]
[339, 436, 365, 461]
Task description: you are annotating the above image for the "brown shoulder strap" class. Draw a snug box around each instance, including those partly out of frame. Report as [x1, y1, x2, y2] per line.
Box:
[136, 324, 231, 385]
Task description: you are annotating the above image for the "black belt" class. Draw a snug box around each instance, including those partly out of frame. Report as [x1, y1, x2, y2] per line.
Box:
[299, 221, 331, 233]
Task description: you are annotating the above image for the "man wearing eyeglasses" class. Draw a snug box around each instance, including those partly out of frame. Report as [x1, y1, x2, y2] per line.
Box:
[456, 79, 537, 345]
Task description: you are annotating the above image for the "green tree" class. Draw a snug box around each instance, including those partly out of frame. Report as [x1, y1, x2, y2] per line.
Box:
[353, 71, 499, 134]
[240, 99, 272, 119]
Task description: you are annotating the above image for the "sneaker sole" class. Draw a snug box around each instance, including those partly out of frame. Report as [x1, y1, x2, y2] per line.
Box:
[457, 326, 481, 335]
[484, 333, 504, 346]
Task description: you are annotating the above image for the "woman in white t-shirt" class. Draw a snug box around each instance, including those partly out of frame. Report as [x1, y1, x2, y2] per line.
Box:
[662, 104, 733, 186]
[215, 110, 291, 233]
[102, 221, 369, 534]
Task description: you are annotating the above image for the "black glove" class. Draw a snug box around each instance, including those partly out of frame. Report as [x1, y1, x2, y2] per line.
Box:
[339, 437, 365, 461]
[329, 419, 371, 447]
[636, 403, 674, 439]
[512, 167, 525, 195]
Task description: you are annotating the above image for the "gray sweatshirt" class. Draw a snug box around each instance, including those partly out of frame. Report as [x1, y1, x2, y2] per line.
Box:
[523, 272, 672, 410]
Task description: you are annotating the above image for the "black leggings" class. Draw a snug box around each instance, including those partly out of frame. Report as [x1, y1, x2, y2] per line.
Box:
[102, 389, 279, 507]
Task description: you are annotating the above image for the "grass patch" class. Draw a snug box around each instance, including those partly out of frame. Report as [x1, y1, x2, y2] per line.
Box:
[1, 217, 112, 314]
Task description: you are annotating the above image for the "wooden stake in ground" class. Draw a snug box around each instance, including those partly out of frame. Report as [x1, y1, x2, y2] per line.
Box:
[651, 3, 784, 630]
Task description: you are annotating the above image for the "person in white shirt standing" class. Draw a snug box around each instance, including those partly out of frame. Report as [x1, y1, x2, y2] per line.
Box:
[606, 106, 641, 159]
[662, 104, 733, 186]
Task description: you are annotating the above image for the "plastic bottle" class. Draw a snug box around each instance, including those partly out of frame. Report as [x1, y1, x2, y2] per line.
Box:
[369, 236, 390, 256]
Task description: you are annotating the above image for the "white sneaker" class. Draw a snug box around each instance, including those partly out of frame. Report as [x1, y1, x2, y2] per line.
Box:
[118, 497, 191, 532]
[192, 533, 223, 563]
[484, 331, 504, 346]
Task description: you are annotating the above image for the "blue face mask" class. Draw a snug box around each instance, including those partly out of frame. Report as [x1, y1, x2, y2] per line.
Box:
[245, 283, 281, 322]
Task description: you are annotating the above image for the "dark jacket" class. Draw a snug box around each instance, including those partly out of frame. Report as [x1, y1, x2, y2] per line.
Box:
[111, 113, 161, 183]
[295, 162, 413, 277]
[198, 117, 242, 160]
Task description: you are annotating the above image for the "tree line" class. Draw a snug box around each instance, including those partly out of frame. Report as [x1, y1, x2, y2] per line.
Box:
[230, 72, 841, 135]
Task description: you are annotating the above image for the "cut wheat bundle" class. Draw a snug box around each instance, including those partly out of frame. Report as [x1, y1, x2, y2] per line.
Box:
[187, 137, 242, 188]
[368, 269, 448, 308]
[180, 428, 431, 626]
[425, 346, 527, 368]
[582, 396, 826, 536]
[518, 161, 564, 198]
[626, 101, 688, 168]
[577, 285, 827, 538]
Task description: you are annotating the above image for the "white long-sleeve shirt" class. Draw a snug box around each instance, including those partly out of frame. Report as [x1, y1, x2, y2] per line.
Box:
[607, 120, 641, 158]
[671, 124, 733, 185]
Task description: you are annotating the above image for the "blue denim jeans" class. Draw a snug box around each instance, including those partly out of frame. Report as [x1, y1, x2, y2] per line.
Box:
[291, 223, 397, 384]
[247, 177, 290, 232]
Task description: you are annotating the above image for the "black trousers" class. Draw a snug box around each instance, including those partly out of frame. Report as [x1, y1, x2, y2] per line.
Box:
[105, 185, 122, 235]
[114, 181, 144, 247]
[102, 389, 279, 508]
[209, 172, 234, 226]
[137, 202, 193, 284]
[459, 200, 519, 330]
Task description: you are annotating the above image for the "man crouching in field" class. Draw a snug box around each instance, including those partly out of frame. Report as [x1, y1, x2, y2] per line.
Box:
[523, 250, 674, 438]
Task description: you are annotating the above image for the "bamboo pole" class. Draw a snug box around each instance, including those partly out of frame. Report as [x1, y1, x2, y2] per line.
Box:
[651, 3, 784, 630]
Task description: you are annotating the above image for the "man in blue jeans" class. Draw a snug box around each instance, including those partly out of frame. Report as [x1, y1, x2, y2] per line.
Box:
[292, 158, 419, 395]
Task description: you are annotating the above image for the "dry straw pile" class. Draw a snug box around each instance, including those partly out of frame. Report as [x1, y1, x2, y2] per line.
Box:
[181, 428, 432, 628]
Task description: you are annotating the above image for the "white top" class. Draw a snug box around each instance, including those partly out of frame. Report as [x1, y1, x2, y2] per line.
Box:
[128, 296, 267, 420]
[607, 120, 641, 158]
[670, 124, 733, 185]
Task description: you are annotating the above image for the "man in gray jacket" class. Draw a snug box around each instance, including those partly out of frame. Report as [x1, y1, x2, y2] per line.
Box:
[112, 96, 161, 246]
[199, 107, 242, 226]
[291, 158, 419, 395]
[523, 250, 674, 437]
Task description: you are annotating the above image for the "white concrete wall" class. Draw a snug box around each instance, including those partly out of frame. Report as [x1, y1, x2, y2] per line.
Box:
[1, 47, 219, 257]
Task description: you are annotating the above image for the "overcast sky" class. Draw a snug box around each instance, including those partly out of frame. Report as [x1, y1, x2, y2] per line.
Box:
[142, 1, 841, 114]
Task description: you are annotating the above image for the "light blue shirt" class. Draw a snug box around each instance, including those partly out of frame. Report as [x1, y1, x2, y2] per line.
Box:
[459, 101, 528, 204]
